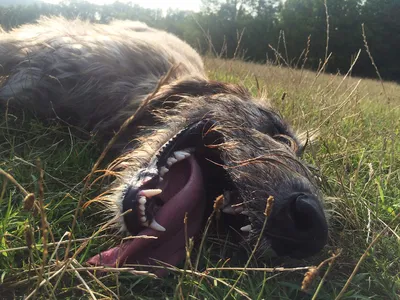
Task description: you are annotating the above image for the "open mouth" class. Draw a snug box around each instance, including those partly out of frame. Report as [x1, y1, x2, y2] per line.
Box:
[87, 120, 232, 270]
[87, 156, 207, 269]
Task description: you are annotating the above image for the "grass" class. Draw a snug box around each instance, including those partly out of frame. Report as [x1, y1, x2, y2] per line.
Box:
[0, 56, 399, 299]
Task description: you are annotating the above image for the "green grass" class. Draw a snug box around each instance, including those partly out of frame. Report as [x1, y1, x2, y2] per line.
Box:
[0, 58, 399, 299]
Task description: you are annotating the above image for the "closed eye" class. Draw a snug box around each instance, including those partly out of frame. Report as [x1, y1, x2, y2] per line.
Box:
[274, 134, 299, 153]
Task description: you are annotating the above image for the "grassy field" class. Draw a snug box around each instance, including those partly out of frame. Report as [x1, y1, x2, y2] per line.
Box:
[0, 56, 399, 299]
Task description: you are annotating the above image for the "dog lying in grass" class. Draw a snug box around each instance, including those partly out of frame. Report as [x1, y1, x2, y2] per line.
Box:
[0, 17, 328, 272]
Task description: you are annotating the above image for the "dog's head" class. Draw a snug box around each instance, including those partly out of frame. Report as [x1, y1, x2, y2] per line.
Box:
[88, 79, 328, 270]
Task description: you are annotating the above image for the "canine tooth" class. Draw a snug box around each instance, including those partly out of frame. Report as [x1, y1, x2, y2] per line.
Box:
[138, 196, 147, 205]
[240, 225, 252, 232]
[139, 204, 146, 211]
[222, 206, 236, 215]
[241, 211, 250, 216]
[149, 219, 166, 232]
[167, 157, 178, 166]
[140, 216, 147, 223]
[160, 167, 169, 176]
[140, 189, 162, 197]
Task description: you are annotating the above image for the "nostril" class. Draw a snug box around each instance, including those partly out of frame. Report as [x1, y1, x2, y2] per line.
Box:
[268, 193, 328, 258]
[289, 194, 321, 232]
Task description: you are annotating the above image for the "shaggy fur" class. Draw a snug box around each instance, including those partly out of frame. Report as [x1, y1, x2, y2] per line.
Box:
[0, 17, 204, 133]
[0, 17, 328, 271]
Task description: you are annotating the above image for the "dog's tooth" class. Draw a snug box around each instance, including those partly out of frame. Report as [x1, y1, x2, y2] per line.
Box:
[174, 151, 190, 160]
[167, 157, 178, 166]
[139, 204, 146, 211]
[140, 189, 162, 197]
[140, 216, 147, 223]
[149, 219, 166, 232]
[222, 206, 236, 215]
[174, 152, 186, 161]
[240, 225, 252, 232]
[160, 167, 169, 176]
[138, 196, 147, 205]
[241, 211, 250, 216]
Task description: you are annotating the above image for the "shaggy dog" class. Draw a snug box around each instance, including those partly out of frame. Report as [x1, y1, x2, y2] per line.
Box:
[0, 17, 328, 271]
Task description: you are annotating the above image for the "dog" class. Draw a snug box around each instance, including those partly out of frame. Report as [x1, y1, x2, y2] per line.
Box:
[0, 17, 328, 272]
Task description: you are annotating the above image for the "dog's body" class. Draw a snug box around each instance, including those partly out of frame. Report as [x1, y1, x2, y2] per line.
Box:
[0, 17, 204, 135]
[0, 17, 328, 271]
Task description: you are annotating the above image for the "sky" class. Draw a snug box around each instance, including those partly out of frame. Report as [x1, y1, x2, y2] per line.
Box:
[42, 0, 201, 11]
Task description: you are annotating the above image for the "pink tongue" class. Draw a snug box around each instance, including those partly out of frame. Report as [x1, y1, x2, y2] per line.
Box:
[87, 157, 206, 274]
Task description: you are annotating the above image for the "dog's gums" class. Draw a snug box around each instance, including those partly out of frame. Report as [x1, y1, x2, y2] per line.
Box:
[0, 17, 329, 273]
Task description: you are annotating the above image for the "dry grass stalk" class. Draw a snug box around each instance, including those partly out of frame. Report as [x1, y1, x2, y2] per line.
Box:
[233, 28, 245, 60]
[0, 234, 113, 254]
[323, 0, 330, 72]
[264, 195, 275, 217]
[268, 44, 294, 74]
[301, 249, 342, 293]
[36, 159, 49, 287]
[223, 196, 274, 300]
[0, 167, 29, 196]
[361, 23, 390, 104]
[23, 193, 36, 211]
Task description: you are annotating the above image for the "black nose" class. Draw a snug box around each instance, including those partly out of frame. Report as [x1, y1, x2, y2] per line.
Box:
[267, 194, 328, 258]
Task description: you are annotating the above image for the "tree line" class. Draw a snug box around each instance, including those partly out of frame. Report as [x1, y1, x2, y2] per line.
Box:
[1, 0, 399, 81]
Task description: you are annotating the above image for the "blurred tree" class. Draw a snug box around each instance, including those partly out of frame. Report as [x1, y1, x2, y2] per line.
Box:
[0, 0, 398, 81]
[280, 0, 363, 72]
[361, 0, 400, 80]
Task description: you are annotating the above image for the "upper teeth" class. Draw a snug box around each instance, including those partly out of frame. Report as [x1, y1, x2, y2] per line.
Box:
[134, 149, 192, 233]
[138, 196, 147, 214]
[174, 151, 190, 160]
[160, 167, 169, 177]
[158, 149, 192, 178]
[138, 196, 147, 205]
[167, 157, 178, 166]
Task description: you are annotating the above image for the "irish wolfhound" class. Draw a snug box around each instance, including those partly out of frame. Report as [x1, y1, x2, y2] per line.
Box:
[0, 17, 328, 271]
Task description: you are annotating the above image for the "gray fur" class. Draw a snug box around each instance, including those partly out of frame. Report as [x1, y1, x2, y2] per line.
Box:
[0, 17, 328, 263]
[0, 17, 204, 132]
